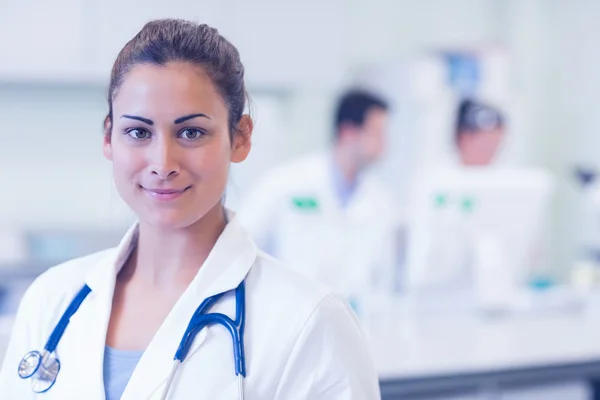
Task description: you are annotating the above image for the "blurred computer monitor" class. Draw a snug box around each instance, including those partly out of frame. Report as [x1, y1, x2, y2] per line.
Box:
[404, 167, 554, 305]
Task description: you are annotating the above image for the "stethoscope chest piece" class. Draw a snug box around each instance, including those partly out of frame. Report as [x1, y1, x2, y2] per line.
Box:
[18, 350, 61, 393]
[18, 350, 42, 379]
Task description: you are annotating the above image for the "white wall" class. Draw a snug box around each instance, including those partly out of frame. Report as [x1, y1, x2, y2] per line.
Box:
[0, 85, 129, 229]
[540, 0, 600, 276]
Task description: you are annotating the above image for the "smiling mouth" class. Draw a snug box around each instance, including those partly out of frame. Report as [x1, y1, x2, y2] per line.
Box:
[141, 186, 191, 201]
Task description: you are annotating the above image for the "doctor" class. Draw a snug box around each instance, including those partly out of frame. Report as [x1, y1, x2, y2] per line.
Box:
[238, 90, 399, 298]
[0, 19, 381, 399]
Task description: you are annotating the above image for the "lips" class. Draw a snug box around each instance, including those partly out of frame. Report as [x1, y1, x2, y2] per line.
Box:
[142, 186, 190, 201]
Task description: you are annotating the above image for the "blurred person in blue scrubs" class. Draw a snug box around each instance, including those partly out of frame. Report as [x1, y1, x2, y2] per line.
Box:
[238, 89, 399, 298]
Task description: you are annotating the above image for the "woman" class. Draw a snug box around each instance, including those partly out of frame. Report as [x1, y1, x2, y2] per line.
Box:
[0, 19, 381, 399]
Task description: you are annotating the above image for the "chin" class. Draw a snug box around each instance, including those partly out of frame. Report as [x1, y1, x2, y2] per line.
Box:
[140, 210, 201, 231]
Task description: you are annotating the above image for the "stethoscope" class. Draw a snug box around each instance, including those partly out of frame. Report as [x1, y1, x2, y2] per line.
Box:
[17, 280, 247, 399]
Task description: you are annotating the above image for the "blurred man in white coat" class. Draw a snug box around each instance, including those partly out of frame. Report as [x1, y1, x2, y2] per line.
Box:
[238, 89, 399, 298]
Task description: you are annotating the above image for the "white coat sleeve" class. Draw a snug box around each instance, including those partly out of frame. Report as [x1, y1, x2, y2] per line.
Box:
[273, 294, 381, 400]
[237, 173, 283, 255]
[0, 277, 46, 399]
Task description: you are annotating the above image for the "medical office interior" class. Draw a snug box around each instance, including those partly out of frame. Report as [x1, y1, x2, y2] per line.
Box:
[2, 0, 600, 399]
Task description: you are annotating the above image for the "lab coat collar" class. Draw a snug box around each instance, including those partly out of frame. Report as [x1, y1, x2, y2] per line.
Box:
[321, 151, 383, 215]
[79, 209, 258, 399]
[83, 209, 257, 297]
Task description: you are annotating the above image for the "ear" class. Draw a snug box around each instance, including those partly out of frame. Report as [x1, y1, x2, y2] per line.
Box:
[231, 114, 253, 164]
[102, 116, 113, 161]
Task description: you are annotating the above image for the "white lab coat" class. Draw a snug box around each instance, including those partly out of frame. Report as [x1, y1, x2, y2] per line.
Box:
[0, 213, 381, 399]
[404, 165, 475, 290]
[238, 152, 400, 297]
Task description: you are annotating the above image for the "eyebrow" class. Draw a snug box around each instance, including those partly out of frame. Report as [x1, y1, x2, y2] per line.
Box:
[121, 115, 153, 125]
[174, 113, 211, 124]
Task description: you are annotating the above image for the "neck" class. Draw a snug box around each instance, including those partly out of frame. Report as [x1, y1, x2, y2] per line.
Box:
[459, 153, 472, 166]
[460, 153, 490, 167]
[124, 204, 227, 289]
[333, 145, 360, 185]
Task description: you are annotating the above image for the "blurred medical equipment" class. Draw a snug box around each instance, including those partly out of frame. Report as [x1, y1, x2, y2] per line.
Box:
[571, 166, 600, 291]
[404, 167, 554, 311]
[0, 230, 26, 266]
[18, 281, 247, 399]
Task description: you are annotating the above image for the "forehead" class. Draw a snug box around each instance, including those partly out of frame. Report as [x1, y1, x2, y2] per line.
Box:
[364, 107, 388, 125]
[112, 62, 227, 119]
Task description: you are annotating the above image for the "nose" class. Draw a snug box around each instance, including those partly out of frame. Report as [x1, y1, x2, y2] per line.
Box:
[149, 137, 180, 179]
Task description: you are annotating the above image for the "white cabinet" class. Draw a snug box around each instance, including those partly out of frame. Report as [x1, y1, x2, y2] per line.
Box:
[80, 0, 345, 88]
[499, 381, 591, 400]
[221, 0, 346, 88]
[80, 0, 226, 82]
[0, 0, 345, 88]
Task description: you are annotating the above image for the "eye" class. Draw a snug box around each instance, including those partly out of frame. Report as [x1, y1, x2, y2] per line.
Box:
[126, 128, 151, 140]
[178, 128, 205, 140]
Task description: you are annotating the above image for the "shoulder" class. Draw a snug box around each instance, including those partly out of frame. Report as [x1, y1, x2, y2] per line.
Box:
[359, 171, 402, 220]
[247, 251, 372, 359]
[363, 170, 395, 199]
[247, 254, 380, 398]
[15, 248, 116, 325]
[246, 251, 355, 340]
[247, 251, 333, 312]
[27, 249, 115, 297]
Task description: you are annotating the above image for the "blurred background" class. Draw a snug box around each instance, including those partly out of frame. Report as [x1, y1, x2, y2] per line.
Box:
[3, 0, 600, 399]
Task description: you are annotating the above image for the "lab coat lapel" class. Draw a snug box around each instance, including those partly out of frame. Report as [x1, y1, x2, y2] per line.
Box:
[67, 277, 113, 400]
[347, 171, 385, 220]
[121, 216, 257, 400]
[66, 224, 139, 400]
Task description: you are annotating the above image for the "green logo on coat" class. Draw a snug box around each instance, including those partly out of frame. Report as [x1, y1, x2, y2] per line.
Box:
[291, 197, 319, 210]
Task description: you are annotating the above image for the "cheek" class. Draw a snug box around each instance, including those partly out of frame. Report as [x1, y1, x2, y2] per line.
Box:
[110, 144, 145, 182]
[190, 140, 231, 180]
[364, 132, 383, 153]
[374, 131, 385, 149]
[479, 137, 500, 154]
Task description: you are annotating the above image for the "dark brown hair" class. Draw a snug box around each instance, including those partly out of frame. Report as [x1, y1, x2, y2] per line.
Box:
[105, 19, 248, 139]
[333, 89, 388, 139]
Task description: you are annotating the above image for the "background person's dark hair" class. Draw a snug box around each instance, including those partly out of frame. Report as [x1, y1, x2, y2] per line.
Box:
[455, 98, 505, 143]
[104, 18, 248, 140]
[334, 89, 389, 139]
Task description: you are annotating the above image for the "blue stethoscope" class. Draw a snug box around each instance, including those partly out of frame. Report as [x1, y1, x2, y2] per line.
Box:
[17, 280, 247, 399]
